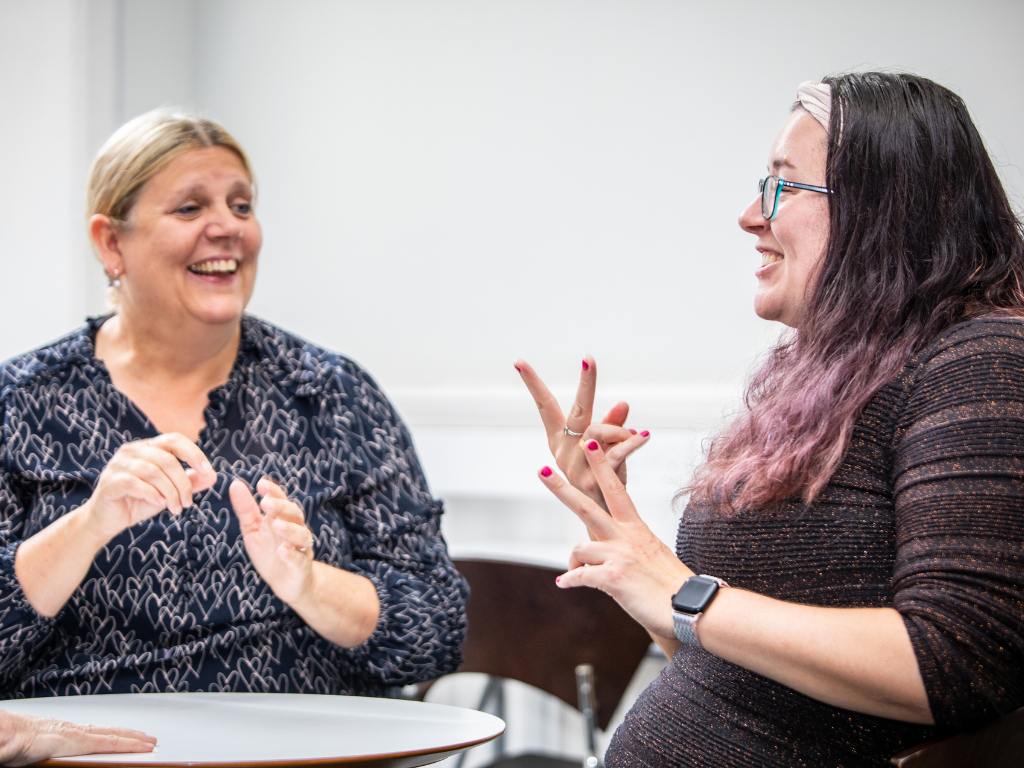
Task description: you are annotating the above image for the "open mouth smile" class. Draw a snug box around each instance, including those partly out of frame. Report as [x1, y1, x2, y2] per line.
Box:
[761, 252, 783, 267]
[188, 259, 239, 276]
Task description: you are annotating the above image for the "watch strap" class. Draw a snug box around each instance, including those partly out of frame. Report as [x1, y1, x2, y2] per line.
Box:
[672, 575, 729, 647]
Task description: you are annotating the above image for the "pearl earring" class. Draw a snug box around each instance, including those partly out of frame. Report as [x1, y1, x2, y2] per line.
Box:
[109, 268, 121, 288]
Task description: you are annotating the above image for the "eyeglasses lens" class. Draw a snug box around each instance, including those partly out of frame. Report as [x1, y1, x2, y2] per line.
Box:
[761, 176, 779, 219]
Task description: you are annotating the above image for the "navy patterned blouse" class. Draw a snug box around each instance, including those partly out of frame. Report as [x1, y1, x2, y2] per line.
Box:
[0, 315, 468, 698]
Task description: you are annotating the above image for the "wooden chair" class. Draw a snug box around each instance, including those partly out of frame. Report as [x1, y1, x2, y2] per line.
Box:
[891, 707, 1024, 767]
[443, 557, 655, 768]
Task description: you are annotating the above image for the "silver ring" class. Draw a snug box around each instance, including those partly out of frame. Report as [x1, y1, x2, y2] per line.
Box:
[563, 426, 584, 437]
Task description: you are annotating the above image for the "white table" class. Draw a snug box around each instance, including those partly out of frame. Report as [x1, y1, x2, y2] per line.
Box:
[0, 693, 504, 768]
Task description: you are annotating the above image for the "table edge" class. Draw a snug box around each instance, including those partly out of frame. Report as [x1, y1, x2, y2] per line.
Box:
[35, 729, 504, 768]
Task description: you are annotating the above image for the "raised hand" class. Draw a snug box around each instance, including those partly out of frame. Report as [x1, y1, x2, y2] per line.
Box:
[515, 356, 650, 510]
[229, 476, 315, 606]
[538, 439, 692, 642]
[0, 710, 156, 766]
[84, 433, 218, 544]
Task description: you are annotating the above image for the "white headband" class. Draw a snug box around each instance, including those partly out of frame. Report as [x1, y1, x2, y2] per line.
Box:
[796, 81, 832, 133]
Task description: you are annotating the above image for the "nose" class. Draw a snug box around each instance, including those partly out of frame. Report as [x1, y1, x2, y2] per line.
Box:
[205, 200, 244, 242]
[738, 194, 766, 235]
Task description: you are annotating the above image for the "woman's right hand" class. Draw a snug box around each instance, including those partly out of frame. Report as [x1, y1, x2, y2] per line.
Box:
[0, 710, 156, 767]
[82, 433, 218, 545]
[515, 357, 650, 511]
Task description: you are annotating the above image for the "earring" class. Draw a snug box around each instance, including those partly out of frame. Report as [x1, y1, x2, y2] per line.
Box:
[108, 268, 121, 288]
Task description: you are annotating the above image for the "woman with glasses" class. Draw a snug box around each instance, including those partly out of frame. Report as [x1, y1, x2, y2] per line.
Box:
[517, 72, 1024, 766]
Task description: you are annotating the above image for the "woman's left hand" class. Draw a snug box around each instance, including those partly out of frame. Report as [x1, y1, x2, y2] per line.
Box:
[539, 440, 694, 641]
[229, 477, 315, 606]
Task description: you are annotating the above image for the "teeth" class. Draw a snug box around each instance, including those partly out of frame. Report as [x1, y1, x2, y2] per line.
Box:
[761, 252, 783, 267]
[188, 259, 238, 275]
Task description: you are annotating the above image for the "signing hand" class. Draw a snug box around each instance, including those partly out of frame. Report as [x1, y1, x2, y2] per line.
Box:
[515, 356, 650, 511]
[0, 710, 156, 767]
[229, 477, 315, 606]
[538, 439, 692, 642]
[84, 433, 218, 544]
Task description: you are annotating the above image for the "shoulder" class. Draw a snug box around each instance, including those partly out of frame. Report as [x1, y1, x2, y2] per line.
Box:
[0, 324, 94, 402]
[914, 314, 1024, 369]
[895, 314, 1024, 432]
[242, 316, 388, 402]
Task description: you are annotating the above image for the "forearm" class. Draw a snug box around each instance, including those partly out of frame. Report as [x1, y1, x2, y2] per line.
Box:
[288, 562, 381, 648]
[14, 503, 108, 618]
[698, 587, 933, 724]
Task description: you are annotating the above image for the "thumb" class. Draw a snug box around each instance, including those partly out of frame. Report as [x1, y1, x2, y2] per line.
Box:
[229, 479, 262, 534]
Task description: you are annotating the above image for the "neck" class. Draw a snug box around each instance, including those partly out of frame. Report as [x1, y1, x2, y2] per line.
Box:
[96, 304, 242, 390]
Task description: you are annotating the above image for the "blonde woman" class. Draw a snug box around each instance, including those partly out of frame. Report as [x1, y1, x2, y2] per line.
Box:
[0, 110, 466, 696]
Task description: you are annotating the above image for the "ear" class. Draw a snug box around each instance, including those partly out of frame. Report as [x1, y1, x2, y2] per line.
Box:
[89, 214, 125, 277]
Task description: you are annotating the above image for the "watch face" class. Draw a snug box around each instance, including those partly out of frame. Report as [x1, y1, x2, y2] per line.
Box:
[672, 577, 720, 614]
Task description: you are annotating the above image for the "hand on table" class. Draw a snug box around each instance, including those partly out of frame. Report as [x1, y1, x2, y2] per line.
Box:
[515, 356, 650, 512]
[84, 433, 218, 544]
[0, 710, 156, 767]
[229, 477, 316, 606]
[538, 439, 692, 642]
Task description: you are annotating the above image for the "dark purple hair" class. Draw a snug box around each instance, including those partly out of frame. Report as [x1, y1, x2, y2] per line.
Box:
[687, 72, 1024, 514]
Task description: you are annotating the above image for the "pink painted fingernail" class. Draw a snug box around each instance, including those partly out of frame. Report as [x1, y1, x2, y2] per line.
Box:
[629, 429, 637, 435]
[555, 576, 562, 584]
[641, 430, 650, 437]
[541, 466, 553, 477]
[514, 362, 521, 372]
[587, 440, 599, 451]
[582, 360, 589, 371]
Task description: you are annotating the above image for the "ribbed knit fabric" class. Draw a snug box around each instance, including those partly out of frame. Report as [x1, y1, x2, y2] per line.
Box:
[606, 317, 1024, 767]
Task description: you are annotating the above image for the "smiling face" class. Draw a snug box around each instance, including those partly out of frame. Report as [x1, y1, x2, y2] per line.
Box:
[739, 109, 830, 328]
[99, 145, 262, 330]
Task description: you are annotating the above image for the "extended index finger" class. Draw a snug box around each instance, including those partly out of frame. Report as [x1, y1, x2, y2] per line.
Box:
[514, 359, 567, 439]
[579, 440, 641, 523]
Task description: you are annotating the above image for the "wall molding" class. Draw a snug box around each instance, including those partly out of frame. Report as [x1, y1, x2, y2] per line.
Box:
[388, 385, 745, 430]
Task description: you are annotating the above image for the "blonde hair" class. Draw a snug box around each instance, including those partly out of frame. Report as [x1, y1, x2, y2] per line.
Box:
[87, 108, 253, 235]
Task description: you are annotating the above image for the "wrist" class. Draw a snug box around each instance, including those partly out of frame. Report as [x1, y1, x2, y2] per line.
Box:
[671, 574, 729, 647]
[71, 500, 115, 555]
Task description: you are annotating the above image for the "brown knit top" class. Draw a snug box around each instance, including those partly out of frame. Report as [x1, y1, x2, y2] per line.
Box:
[606, 317, 1024, 767]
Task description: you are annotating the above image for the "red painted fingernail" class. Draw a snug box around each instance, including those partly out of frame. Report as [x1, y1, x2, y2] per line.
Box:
[514, 362, 521, 372]
[629, 429, 637, 435]
[587, 440, 599, 451]
[641, 430, 650, 437]
[582, 360, 589, 371]
[555, 576, 562, 584]
[541, 466, 553, 477]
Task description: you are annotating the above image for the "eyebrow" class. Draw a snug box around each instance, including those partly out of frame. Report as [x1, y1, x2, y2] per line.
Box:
[769, 158, 798, 173]
[173, 180, 253, 200]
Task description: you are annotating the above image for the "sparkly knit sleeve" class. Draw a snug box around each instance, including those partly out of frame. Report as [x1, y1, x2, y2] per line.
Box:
[317, 363, 468, 690]
[892, 320, 1024, 731]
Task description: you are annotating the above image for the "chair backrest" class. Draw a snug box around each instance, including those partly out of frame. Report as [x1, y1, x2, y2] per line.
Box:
[453, 557, 654, 731]
[890, 706, 1024, 768]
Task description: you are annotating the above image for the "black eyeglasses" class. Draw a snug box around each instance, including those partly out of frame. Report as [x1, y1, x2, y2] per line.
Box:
[758, 175, 830, 220]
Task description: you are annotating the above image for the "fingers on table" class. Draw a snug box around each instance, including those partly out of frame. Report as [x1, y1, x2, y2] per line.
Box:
[513, 359, 568, 437]
[537, 466, 617, 539]
[77, 725, 158, 753]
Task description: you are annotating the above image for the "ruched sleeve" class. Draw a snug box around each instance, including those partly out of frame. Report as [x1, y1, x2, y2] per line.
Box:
[317, 364, 468, 690]
[892, 325, 1024, 730]
[0, 442, 57, 690]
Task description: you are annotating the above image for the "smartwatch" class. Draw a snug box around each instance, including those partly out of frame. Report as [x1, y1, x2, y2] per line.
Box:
[671, 574, 729, 647]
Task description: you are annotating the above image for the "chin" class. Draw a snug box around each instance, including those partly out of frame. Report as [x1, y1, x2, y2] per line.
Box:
[191, 298, 249, 326]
